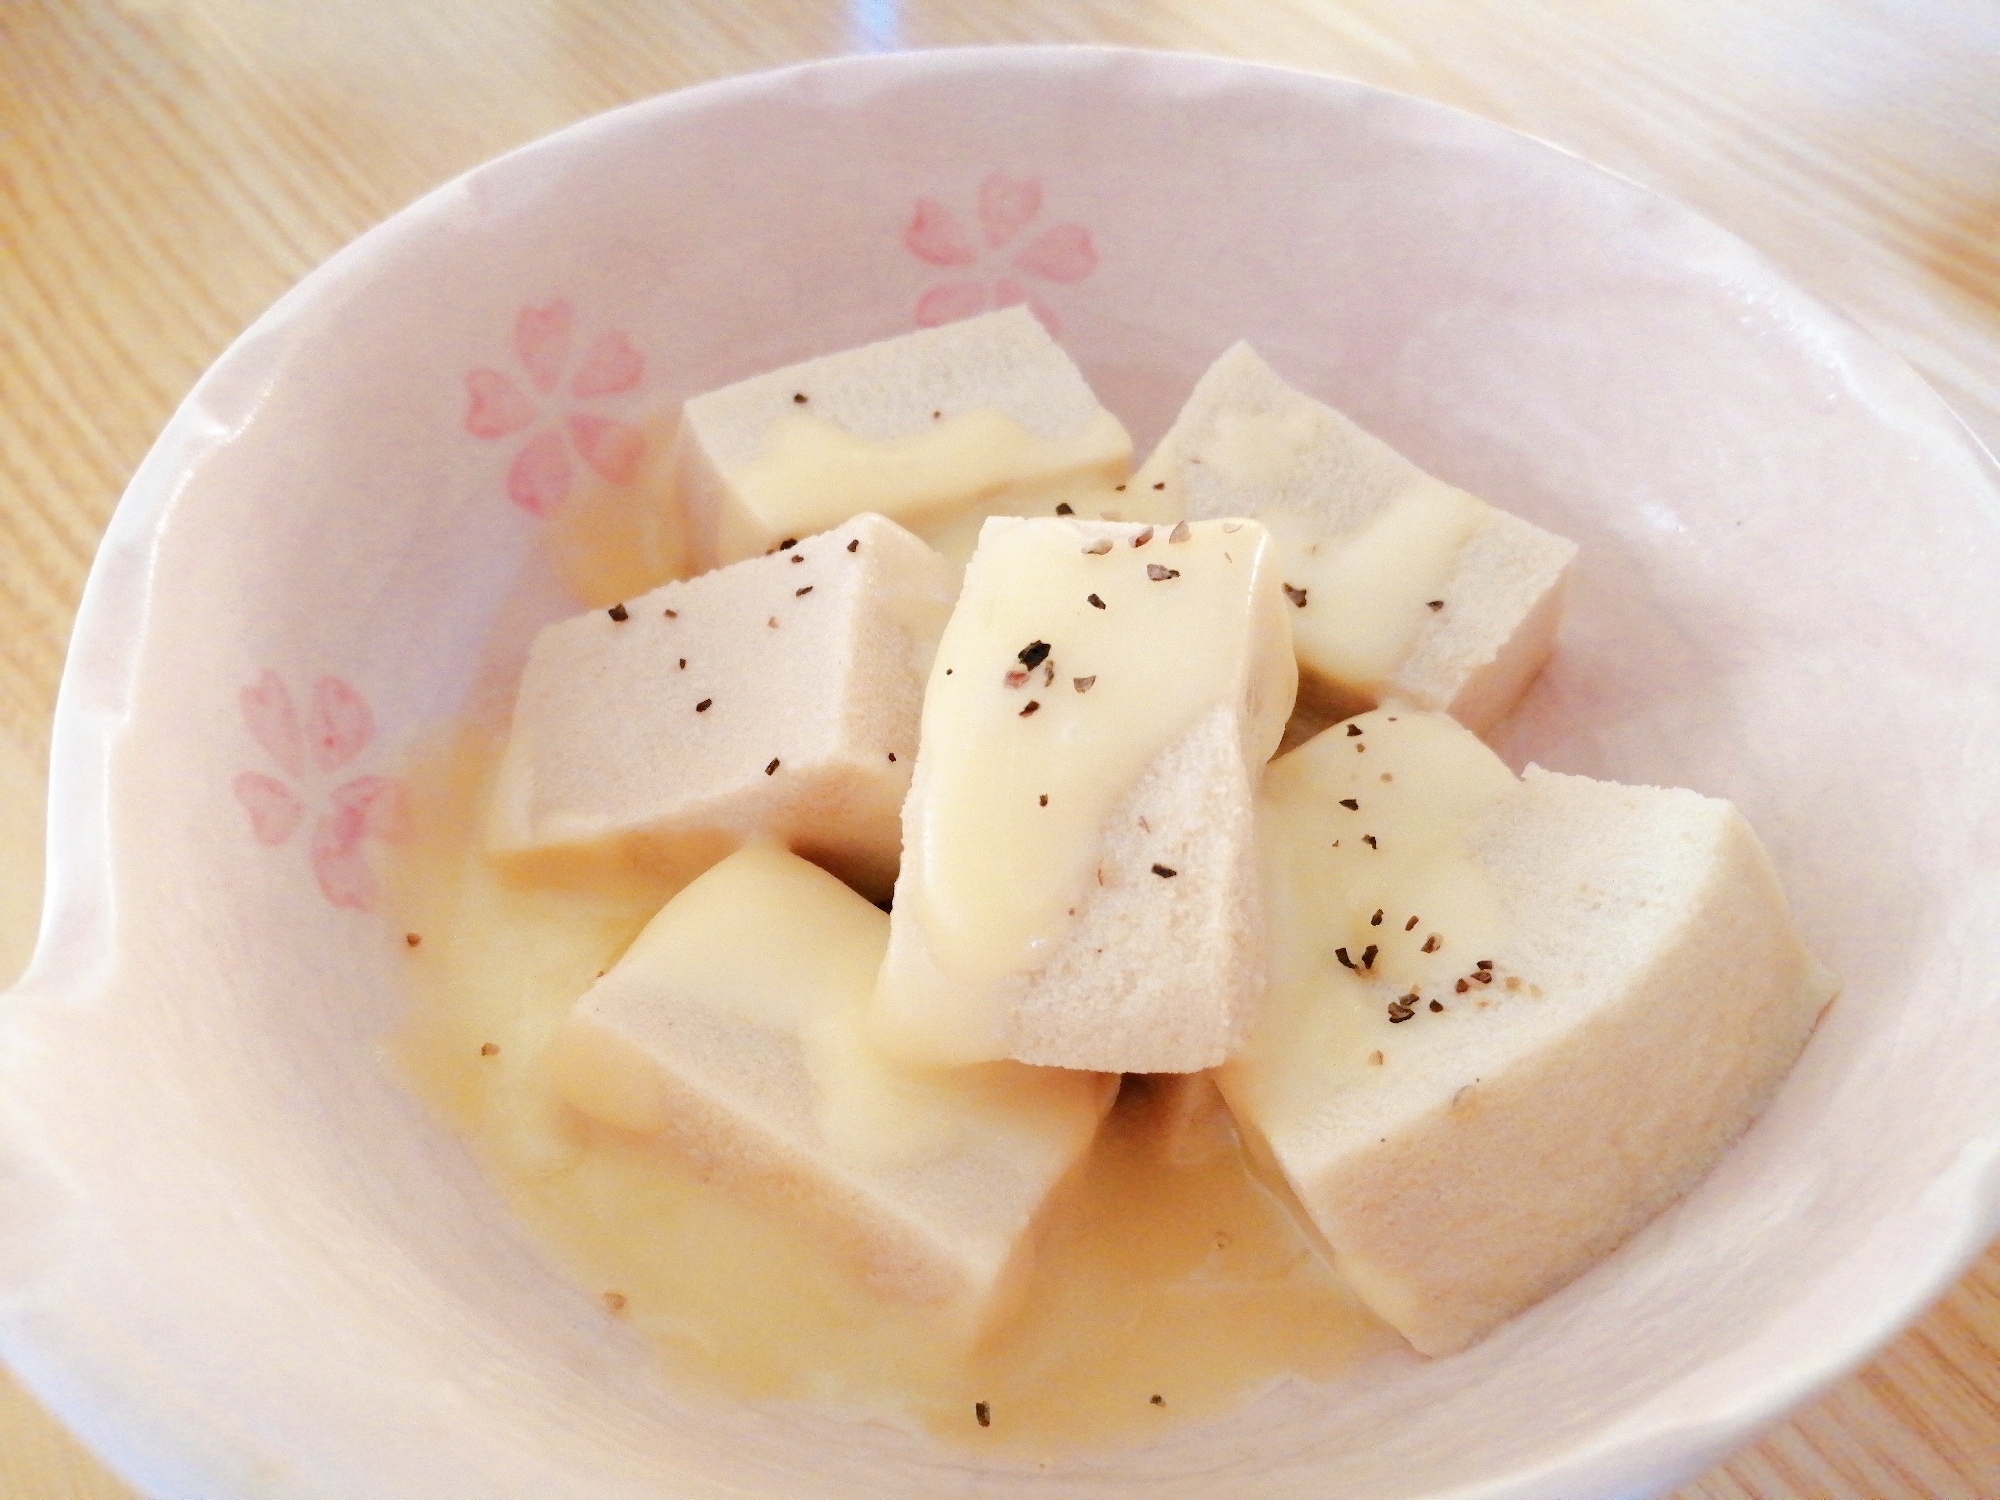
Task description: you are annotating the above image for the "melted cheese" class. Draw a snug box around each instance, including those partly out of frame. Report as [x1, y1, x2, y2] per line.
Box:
[382, 729, 1392, 1452]
[1265, 485, 1487, 691]
[872, 516, 1295, 1063]
[1224, 709, 1518, 1133]
[718, 407, 1132, 565]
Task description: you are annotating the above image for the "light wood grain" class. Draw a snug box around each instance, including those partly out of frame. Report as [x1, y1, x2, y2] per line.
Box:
[2, 2, 1995, 1496]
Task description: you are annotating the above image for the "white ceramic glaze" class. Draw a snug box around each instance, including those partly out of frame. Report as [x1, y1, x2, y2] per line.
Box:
[3, 45, 1998, 1500]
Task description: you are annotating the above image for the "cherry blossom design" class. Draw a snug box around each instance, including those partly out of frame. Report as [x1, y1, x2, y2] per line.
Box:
[905, 172, 1098, 335]
[233, 671, 411, 913]
[464, 299, 647, 516]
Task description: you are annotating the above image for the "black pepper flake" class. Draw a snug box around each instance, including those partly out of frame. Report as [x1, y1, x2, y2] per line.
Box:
[1084, 538, 1113, 555]
[847, 538, 859, 552]
[1339, 798, 1359, 810]
[1150, 1394, 1165, 1407]
[1283, 584, 1308, 608]
[678, 658, 686, 669]
[1335, 947, 1356, 970]
[1151, 481, 1165, 490]
[765, 758, 780, 776]
[1405, 915, 1420, 931]
[795, 585, 813, 597]
[480, 1042, 499, 1057]
[1088, 592, 1105, 609]
[1018, 640, 1052, 670]
[1020, 700, 1041, 717]
[887, 752, 897, 762]
[1169, 520, 1191, 543]
[975, 1401, 991, 1428]
[1056, 502, 1074, 515]
[1422, 934, 1440, 953]
[1476, 959, 1493, 970]
[1430, 999, 1444, 1012]
[1370, 909, 1384, 926]
[664, 607, 678, 618]
[1043, 660, 1055, 686]
[1346, 724, 1363, 737]
[1147, 564, 1180, 581]
[792, 392, 807, 404]
[1152, 863, 1177, 878]
[1474, 970, 1494, 984]
[1362, 834, 1378, 849]
[1073, 675, 1096, 693]
[607, 603, 629, 622]
[1427, 599, 1445, 611]
[778, 537, 798, 551]
[1388, 1004, 1413, 1025]
[405, 932, 421, 947]
[1456, 978, 1470, 993]
[1039, 794, 1048, 806]
[1114, 483, 1127, 491]
[1361, 944, 1378, 970]
[695, 698, 713, 713]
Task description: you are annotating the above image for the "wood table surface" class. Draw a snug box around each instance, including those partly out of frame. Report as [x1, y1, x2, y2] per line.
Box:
[2, 2, 1996, 1495]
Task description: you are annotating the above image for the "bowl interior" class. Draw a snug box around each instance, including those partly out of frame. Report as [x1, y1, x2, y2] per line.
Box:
[4, 44, 2000, 1500]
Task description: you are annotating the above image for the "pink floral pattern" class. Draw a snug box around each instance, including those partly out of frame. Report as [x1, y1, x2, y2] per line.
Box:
[464, 300, 646, 516]
[232, 672, 410, 912]
[905, 172, 1099, 334]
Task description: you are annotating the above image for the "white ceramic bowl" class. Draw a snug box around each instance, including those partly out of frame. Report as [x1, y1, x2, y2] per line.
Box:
[4, 45, 1999, 1500]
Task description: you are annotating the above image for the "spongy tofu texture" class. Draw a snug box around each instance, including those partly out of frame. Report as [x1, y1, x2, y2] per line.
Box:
[1232, 767, 1833, 1356]
[993, 704, 1266, 1073]
[555, 847, 1115, 1324]
[1154, 342, 1575, 730]
[489, 513, 954, 899]
[683, 306, 1117, 470]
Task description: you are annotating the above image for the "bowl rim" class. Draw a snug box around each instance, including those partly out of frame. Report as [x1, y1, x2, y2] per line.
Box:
[5, 41, 1999, 1500]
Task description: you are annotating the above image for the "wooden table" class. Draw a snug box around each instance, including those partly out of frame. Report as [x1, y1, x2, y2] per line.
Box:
[2, 2, 1995, 1495]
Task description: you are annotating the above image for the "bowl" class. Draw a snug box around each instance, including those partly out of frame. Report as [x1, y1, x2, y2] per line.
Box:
[4, 43, 1999, 1500]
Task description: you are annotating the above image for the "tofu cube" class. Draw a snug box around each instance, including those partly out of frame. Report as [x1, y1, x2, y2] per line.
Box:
[549, 842, 1116, 1326]
[490, 512, 954, 901]
[1219, 710, 1834, 1355]
[1138, 343, 1577, 734]
[871, 516, 1298, 1074]
[674, 307, 1133, 568]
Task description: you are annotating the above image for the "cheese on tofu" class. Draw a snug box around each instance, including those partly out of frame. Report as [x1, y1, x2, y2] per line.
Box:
[550, 842, 1116, 1326]
[871, 516, 1298, 1074]
[673, 307, 1133, 568]
[1137, 343, 1576, 734]
[1219, 709, 1834, 1355]
[489, 512, 953, 901]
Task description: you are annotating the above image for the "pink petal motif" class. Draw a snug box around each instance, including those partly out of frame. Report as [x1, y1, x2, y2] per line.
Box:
[307, 677, 373, 774]
[234, 772, 304, 847]
[463, 369, 537, 440]
[570, 331, 644, 398]
[515, 299, 574, 394]
[507, 428, 573, 515]
[568, 414, 646, 485]
[914, 280, 991, 328]
[331, 775, 411, 842]
[904, 198, 976, 267]
[1011, 223, 1097, 284]
[978, 172, 1043, 249]
[311, 811, 378, 912]
[240, 670, 305, 779]
[992, 279, 1060, 337]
